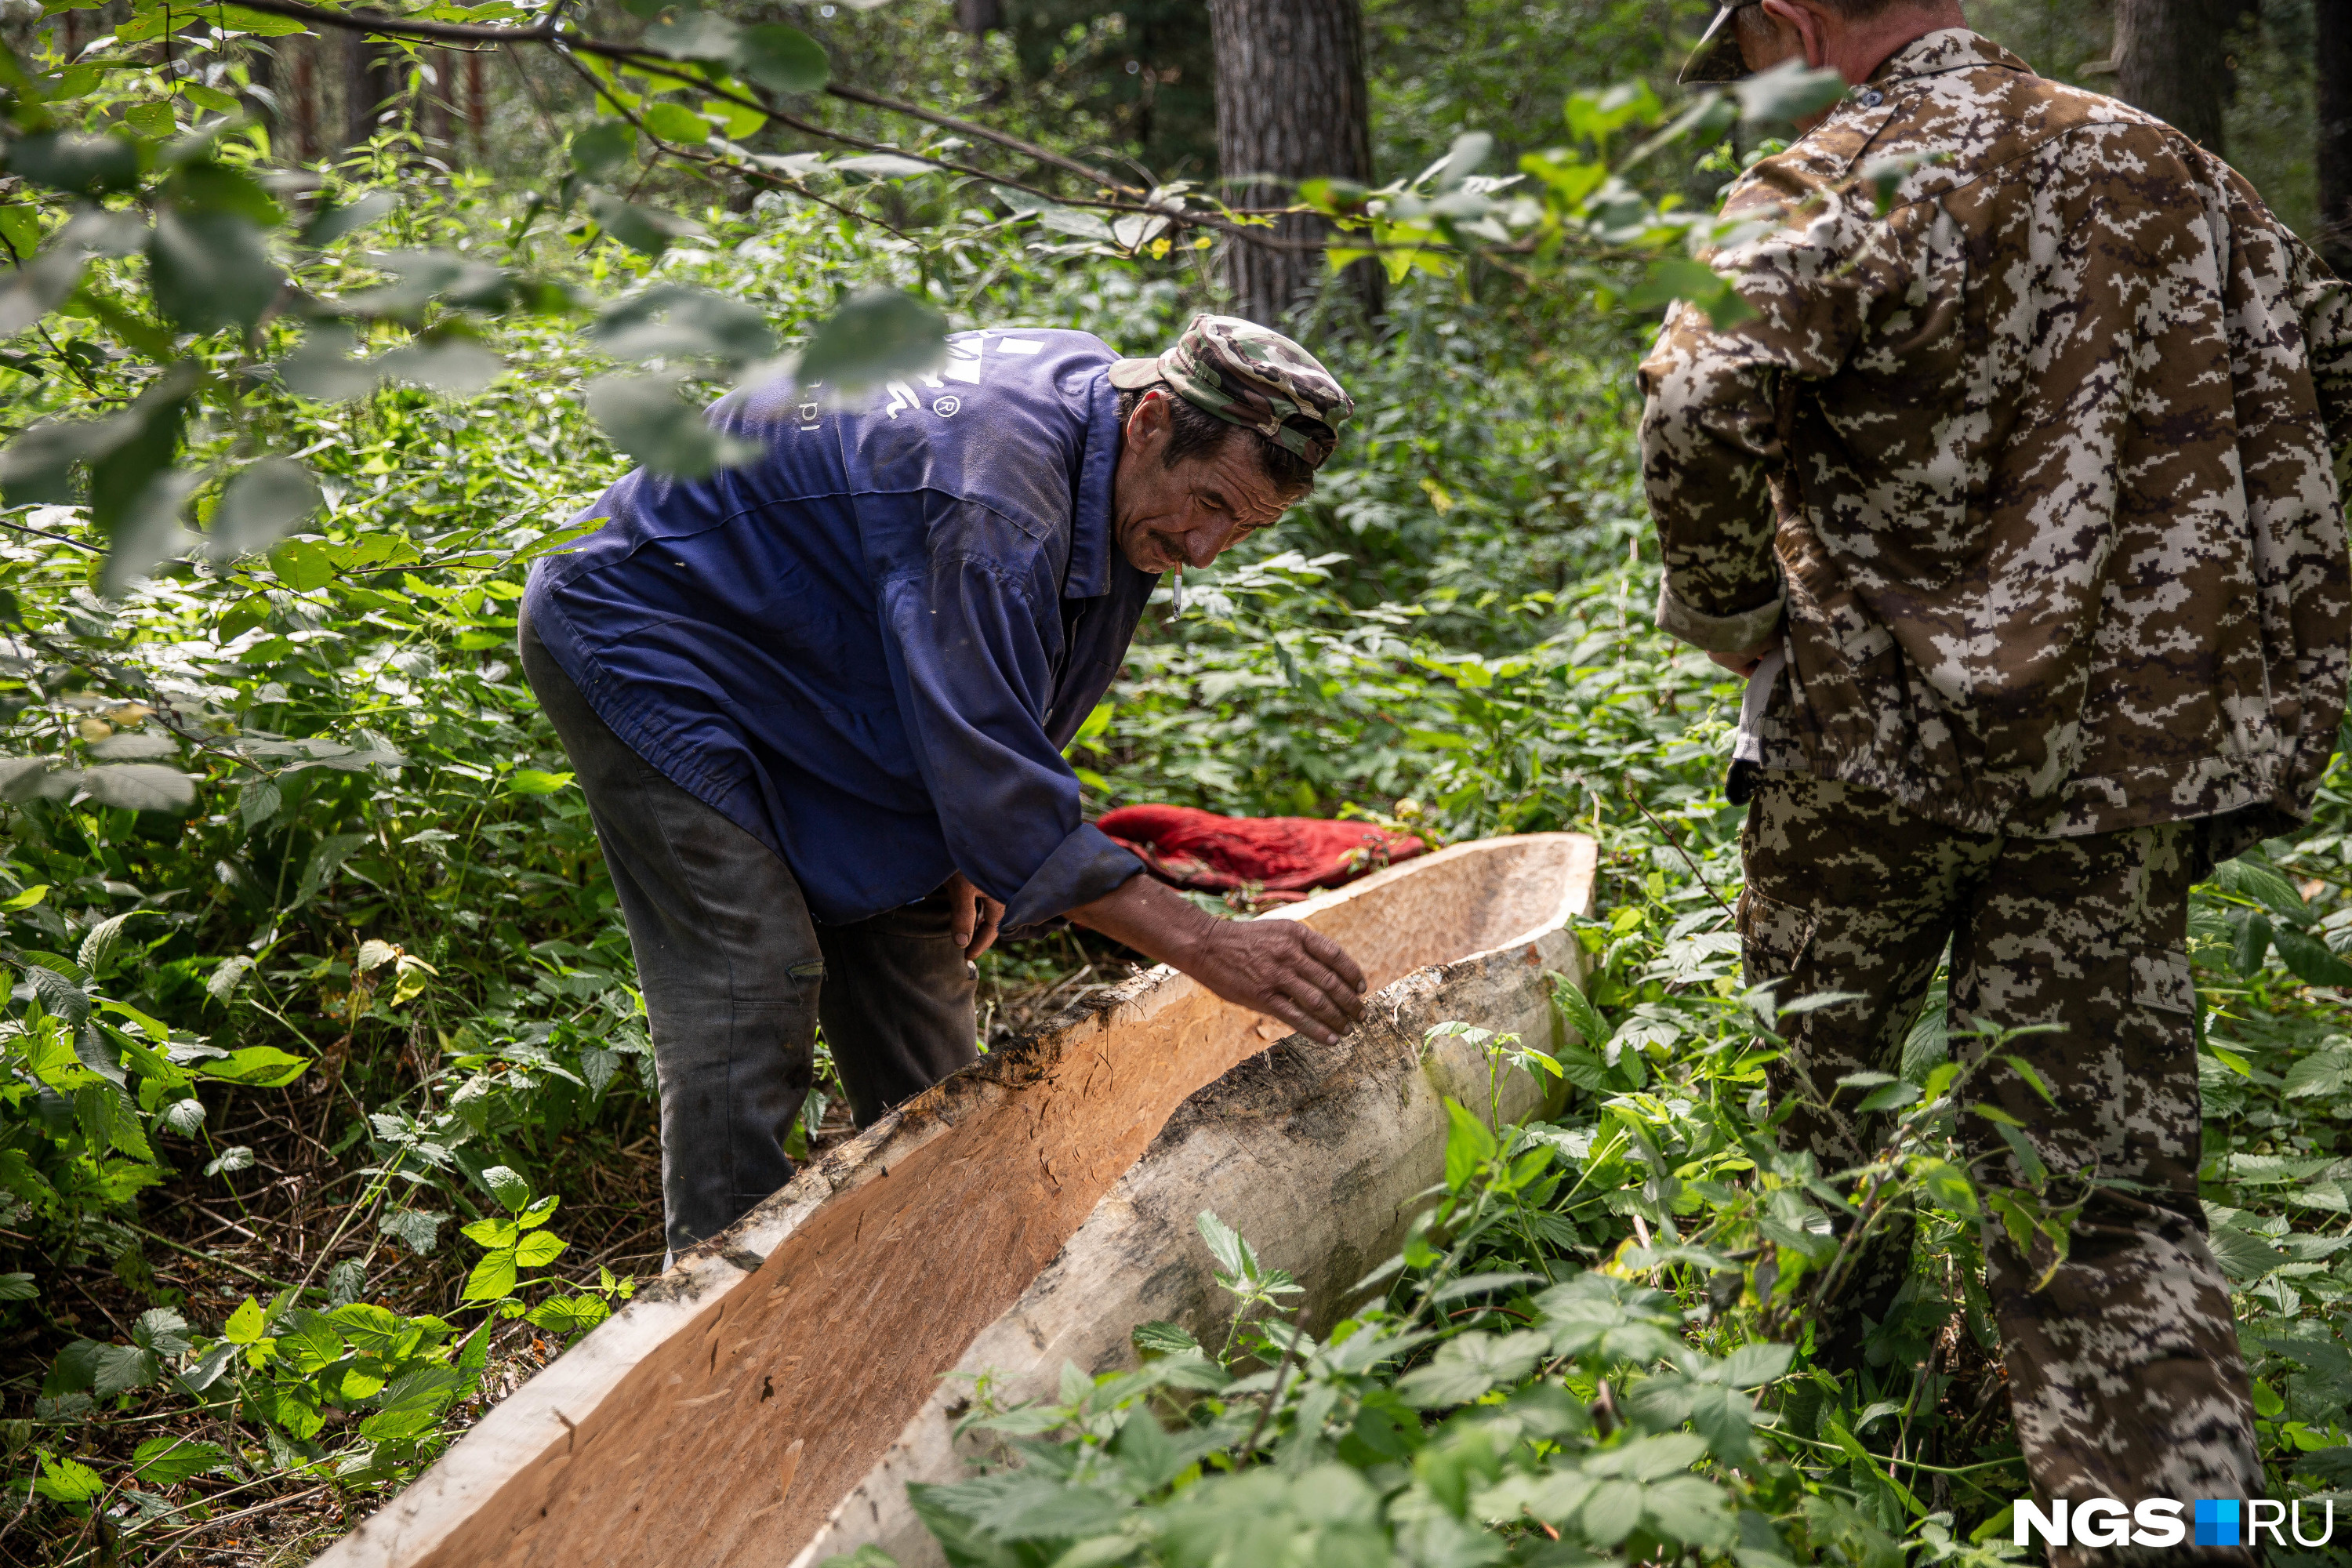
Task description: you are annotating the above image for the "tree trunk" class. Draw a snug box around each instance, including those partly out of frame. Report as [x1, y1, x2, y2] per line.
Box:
[2113, 0, 2259, 152]
[294, 37, 319, 163]
[2320, 0, 2352, 271]
[466, 49, 490, 166]
[1207, 0, 1381, 325]
[345, 34, 397, 151]
[954, 0, 1001, 35]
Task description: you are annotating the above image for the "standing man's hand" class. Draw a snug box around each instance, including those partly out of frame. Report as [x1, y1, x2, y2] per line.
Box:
[946, 873, 1004, 962]
[1708, 641, 1776, 679]
[1069, 875, 1367, 1045]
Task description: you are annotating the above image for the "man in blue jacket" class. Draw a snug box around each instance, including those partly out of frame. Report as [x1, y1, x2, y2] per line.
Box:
[521, 314, 1369, 1257]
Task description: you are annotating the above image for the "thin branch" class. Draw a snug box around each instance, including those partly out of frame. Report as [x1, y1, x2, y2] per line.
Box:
[216, 0, 1352, 254]
[1624, 781, 1735, 920]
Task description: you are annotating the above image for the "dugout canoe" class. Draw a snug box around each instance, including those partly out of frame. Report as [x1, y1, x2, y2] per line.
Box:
[312, 831, 1599, 1568]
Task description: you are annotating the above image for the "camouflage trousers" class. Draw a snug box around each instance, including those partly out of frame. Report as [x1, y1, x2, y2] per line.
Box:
[1739, 775, 2260, 1568]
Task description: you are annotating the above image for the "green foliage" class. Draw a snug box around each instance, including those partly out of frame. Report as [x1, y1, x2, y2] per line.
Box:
[0, 0, 2342, 1560]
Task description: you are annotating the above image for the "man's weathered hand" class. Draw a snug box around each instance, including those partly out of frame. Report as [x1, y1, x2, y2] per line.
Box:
[1069, 874, 1367, 1046]
[1178, 916, 1367, 1044]
[946, 873, 1004, 962]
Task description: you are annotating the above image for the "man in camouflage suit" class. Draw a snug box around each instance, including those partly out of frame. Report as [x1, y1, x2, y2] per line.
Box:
[522, 314, 1370, 1258]
[1645, 0, 2352, 1558]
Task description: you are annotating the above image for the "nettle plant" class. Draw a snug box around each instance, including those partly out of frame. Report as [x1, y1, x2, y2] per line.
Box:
[882, 995, 2278, 1568]
[26, 1160, 626, 1519]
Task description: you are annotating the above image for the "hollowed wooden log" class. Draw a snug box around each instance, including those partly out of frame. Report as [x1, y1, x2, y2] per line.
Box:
[311, 832, 1598, 1568]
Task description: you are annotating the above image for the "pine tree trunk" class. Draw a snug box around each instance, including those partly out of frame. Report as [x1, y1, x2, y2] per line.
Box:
[467, 49, 490, 166]
[1207, 0, 1380, 325]
[2320, 0, 2352, 271]
[294, 37, 318, 163]
[346, 34, 397, 151]
[2113, 0, 2259, 152]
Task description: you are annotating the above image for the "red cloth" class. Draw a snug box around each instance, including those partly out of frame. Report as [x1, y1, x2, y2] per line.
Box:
[1098, 804, 1426, 899]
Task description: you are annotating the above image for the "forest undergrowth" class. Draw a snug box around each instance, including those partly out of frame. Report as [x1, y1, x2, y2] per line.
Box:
[0, 11, 2348, 1566]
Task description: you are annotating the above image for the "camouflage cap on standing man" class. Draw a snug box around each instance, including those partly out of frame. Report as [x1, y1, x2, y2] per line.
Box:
[1108, 314, 1356, 466]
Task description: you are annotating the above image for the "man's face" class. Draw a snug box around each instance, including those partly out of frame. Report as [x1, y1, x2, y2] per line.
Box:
[1110, 390, 1296, 575]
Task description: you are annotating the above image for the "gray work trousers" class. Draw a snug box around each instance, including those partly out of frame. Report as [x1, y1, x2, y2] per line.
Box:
[519, 608, 978, 1258]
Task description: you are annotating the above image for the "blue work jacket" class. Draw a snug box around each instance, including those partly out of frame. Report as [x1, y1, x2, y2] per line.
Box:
[523, 328, 1158, 929]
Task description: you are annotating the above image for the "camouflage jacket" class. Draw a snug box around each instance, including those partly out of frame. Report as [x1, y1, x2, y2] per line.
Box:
[1639, 29, 2352, 848]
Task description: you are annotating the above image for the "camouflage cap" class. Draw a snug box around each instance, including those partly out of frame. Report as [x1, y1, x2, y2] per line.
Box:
[1106, 314, 1354, 466]
[1679, 1, 1759, 85]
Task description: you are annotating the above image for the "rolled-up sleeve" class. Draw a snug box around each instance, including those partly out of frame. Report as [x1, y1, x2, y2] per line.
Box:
[875, 511, 1142, 930]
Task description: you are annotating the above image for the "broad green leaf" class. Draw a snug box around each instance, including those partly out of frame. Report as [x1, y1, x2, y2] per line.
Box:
[0, 244, 88, 339]
[32, 1454, 106, 1503]
[1717, 1341, 1791, 1388]
[641, 101, 713, 146]
[481, 1163, 532, 1212]
[1394, 1329, 1545, 1407]
[100, 469, 199, 598]
[1131, 1319, 1200, 1356]
[460, 1215, 518, 1249]
[270, 538, 338, 591]
[2273, 925, 2352, 989]
[463, 1248, 519, 1302]
[732, 24, 829, 94]
[796, 289, 948, 392]
[223, 1296, 267, 1344]
[1552, 973, 1607, 1047]
[149, 209, 283, 334]
[379, 1209, 448, 1256]
[586, 190, 706, 257]
[0, 884, 46, 910]
[514, 1229, 567, 1268]
[591, 286, 776, 363]
[2282, 1049, 2352, 1099]
[584, 373, 759, 479]
[524, 1294, 611, 1337]
[80, 764, 195, 814]
[376, 333, 504, 394]
[1733, 59, 1846, 123]
[0, 1272, 32, 1300]
[7, 132, 138, 196]
[642, 10, 741, 59]
[1443, 1097, 1497, 1189]
[132, 1435, 228, 1486]
[202, 1046, 309, 1087]
[568, 121, 637, 180]
[1194, 1209, 1251, 1278]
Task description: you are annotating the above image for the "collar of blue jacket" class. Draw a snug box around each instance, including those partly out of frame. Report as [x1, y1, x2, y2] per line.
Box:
[522, 328, 1160, 930]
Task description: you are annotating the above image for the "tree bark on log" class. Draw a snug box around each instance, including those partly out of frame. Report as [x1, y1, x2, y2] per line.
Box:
[2113, 0, 2259, 152]
[2320, 0, 2352, 271]
[1207, 0, 1381, 325]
